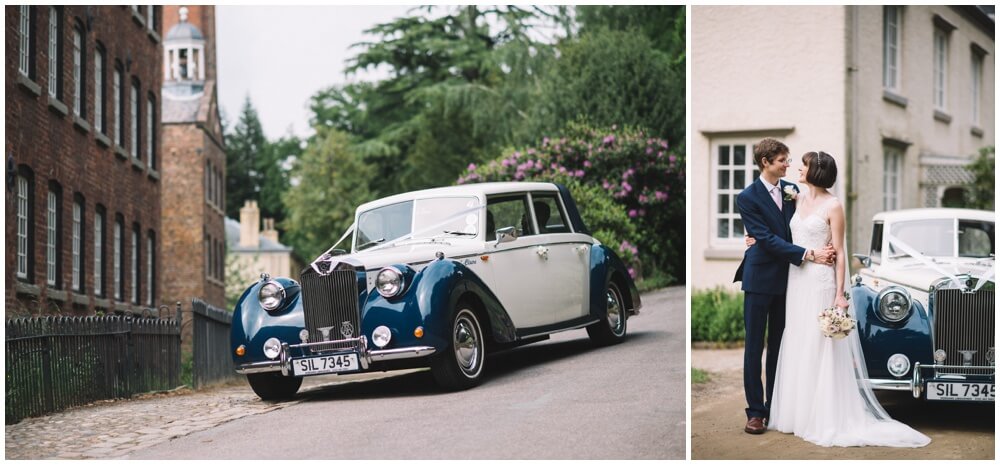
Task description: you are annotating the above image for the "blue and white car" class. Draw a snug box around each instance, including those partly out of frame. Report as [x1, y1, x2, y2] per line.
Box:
[231, 182, 642, 400]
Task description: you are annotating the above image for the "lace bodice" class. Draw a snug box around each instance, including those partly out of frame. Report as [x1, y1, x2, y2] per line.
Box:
[788, 197, 838, 290]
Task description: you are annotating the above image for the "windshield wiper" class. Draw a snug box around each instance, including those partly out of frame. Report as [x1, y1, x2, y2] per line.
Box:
[442, 230, 475, 236]
[358, 238, 385, 250]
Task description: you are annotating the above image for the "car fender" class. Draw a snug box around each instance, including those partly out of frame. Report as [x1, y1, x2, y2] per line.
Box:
[589, 244, 642, 320]
[231, 277, 304, 363]
[850, 283, 933, 378]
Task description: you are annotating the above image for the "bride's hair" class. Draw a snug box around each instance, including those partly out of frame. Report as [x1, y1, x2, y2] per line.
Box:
[802, 151, 837, 188]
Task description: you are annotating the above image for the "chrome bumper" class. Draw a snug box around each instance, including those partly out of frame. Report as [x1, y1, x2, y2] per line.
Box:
[235, 336, 436, 375]
[869, 362, 996, 398]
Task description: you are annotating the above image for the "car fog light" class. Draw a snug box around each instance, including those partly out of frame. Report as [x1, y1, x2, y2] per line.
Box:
[934, 349, 947, 364]
[263, 338, 282, 360]
[299, 329, 310, 343]
[414, 326, 424, 338]
[887, 353, 910, 377]
[376, 267, 404, 298]
[235, 345, 246, 357]
[372, 326, 392, 348]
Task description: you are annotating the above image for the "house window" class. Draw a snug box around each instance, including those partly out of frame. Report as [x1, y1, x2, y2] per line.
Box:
[883, 6, 901, 91]
[95, 46, 105, 132]
[131, 81, 140, 159]
[19, 6, 32, 77]
[933, 28, 948, 111]
[95, 207, 105, 296]
[72, 196, 84, 292]
[16, 169, 34, 281]
[146, 232, 155, 306]
[114, 66, 123, 146]
[883, 146, 903, 211]
[971, 51, 983, 126]
[147, 6, 154, 28]
[131, 225, 140, 304]
[711, 141, 760, 244]
[48, 7, 61, 98]
[114, 216, 123, 301]
[46, 184, 62, 288]
[72, 25, 83, 116]
[146, 95, 155, 169]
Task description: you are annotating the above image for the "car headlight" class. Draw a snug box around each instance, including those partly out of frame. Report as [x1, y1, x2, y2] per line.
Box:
[376, 267, 405, 298]
[259, 280, 286, 311]
[372, 326, 392, 348]
[887, 353, 910, 377]
[263, 337, 282, 360]
[876, 287, 912, 323]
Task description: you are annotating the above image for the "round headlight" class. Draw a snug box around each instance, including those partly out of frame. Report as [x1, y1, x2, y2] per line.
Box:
[376, 267, 404, 298]
[263, 337, 282, 360]
[887, 353, 910, 377]
[934, 349, 947, 364]
[877, 287, 912, 323]
[259, 281, 286, 311]
[372, 325, 392, 348]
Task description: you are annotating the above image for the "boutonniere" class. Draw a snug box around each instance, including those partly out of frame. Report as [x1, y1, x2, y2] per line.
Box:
[782, 185, 797, 201]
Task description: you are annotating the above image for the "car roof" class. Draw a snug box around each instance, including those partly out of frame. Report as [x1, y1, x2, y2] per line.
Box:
[872, 208, 995, 223]
[357, 182, 560, 212]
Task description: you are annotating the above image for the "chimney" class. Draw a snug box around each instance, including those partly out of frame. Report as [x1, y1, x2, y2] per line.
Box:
[261, 218, 279, 243]
[240, 200, 260, 248]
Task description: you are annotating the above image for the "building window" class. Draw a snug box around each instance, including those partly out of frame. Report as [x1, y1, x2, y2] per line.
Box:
[95, 45, 105, 133]
[147, 5, 156, 30]
[883, 6, 901, 92]
[933, 28, 948, 111]
[19, 6, 33, 78]
[712, 140, 760, 244]
[146, 232, 155, 306]
[131, 80, 140, 159]
[971, 51, 983, 126]
[114, 216, 123, 301]
[883, 146, 903, 211]
[16, 169, 35, 281]
[95, 206, 105, 296]
[48, 7, 61, 98]
[72, 25, 84, 116]
[72, 196, 84, 292]
[204, 232, 211, 279]
[46, 183, 62, 288]
[131, 225, 140, 304]
[114, 65, 123, 146]
[147, 95, 156, 169]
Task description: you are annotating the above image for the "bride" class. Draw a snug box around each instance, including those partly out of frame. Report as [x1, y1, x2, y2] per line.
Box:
[752, 151, 931, 448]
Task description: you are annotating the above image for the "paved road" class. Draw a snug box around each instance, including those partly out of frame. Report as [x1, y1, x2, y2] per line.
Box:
[691, 349, 995, 460]
[6, 286, 683, 460]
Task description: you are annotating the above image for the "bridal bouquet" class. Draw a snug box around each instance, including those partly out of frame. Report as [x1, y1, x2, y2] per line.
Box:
[817, 306, 856, 339]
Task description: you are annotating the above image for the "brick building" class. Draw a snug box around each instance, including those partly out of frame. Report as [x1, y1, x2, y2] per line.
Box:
[6, 6, 164, 316]
[159, 5, 227, 326]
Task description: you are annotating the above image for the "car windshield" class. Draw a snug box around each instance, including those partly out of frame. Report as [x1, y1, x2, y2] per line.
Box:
[355, 196, 481, 251]
[887, 218, 995, 259]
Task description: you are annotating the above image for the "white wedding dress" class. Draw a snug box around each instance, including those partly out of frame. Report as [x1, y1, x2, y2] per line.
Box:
[768, 197, 930, 447]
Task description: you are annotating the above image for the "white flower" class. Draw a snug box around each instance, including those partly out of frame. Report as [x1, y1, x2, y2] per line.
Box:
[783, 185, 797, 201]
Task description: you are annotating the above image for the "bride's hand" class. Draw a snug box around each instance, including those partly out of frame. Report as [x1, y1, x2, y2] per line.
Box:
[835, 295, 849, 309]
[745, 235, 756, 249]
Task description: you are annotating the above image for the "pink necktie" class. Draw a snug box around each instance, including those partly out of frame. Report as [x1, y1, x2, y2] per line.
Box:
[771, 186, 782, 211]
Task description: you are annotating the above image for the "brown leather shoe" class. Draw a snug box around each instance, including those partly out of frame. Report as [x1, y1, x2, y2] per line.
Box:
[744, 417, 766, 434]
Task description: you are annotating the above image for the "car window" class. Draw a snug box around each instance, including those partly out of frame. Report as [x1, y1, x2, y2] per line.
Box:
[531, 194, 570, 234]
[357, 201, 413, 250]
[958, 220, 994, 258]
[486, 195, 536, 241]
[413, 196, 480, 237]
[888, 219, 954, 257]
[870, 222, 883, 264]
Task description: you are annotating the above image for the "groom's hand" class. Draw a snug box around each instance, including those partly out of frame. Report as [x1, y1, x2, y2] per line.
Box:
[813, 244, 836, 265]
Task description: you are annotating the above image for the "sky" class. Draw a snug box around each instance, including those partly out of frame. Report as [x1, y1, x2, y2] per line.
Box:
[215, 5, 414, 140]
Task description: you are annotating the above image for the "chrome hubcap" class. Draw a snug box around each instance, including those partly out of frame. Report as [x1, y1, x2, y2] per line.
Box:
[606, 287, 624, 336]
[454, 311, 481, 375]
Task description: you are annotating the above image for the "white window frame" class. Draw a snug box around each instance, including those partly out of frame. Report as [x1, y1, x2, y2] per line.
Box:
[146, 234, 154, 306]
[933, 28, 948, 111]
[146, 96, 154, 168]
[710, 139, 761, 248]
[72, 201, 82, 291]
[130, 82, 139, 158]
[131, 228, 138, 304]
[147, 5, 154, 30]
[17, 176, 29, 279]
[95, 211, 103, 296]
[72, 28, 82, 116]
[47, 190, 58, 287]
[883, 6, 901, 92]
[95, 49, 103, 132]
[19, 6, 30, 77]
[883, 147, 903, 211]
[113, 68, 121, 146]
[114, 220, 122, 301]
[971, 53, 983, 126]
[48, 7, 58, 98]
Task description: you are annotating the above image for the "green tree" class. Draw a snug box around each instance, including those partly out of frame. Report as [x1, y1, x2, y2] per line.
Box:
[258, 134, 302, 227]
[575, 5, 685, 61]
[282, 129, 374, 261]
[224, 96, 268, 218]
[967, 146, 995, 210]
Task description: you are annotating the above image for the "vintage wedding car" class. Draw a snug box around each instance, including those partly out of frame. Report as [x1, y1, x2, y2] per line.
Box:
[851, 208, 995, 402]
[230, 182, 641, 400]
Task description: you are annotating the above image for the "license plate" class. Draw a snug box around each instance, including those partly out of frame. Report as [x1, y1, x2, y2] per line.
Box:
[291, 353, 360, 376]
[926, 382, 995, 401]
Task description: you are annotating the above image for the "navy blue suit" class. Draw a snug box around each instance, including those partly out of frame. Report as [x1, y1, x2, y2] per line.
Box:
[734, 178, 806, 420]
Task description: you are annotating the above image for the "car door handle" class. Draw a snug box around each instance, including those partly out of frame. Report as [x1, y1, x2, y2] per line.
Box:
[536, 246, 549, 260]
[575, 245, 589, 254]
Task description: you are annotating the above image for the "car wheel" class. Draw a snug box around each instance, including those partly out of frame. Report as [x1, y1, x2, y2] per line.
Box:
[431, 307, 486, 391]
[587, 280, 627, 346]
[246, 373, 303, 401]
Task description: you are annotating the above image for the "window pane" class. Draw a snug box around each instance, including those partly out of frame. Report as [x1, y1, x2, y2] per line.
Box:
[734, 170, 746, 189]
[17, 176, 29, 278]
[734, 219, 744, 238]
[734, 145, 746, 166]
[531, 195, 569, 234]
[73, 29, 82, 115]
[72, 202, 81, 291]
[95, 213, 103, 295]
[717, 219, 729, 239]
[718, 145, 730, 166]
[718, 170, 730, 190]
[718, 194, 729, 214]
[49, 8, 58, 97]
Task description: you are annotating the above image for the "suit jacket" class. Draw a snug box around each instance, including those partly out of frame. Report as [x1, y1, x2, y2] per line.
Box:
[733, 178, 807, 295]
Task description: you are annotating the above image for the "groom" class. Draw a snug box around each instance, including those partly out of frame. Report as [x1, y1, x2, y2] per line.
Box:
[733, 138, 834, 435]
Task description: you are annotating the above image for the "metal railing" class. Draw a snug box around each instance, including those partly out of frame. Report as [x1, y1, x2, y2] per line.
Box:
[191, 299, 237, 388]
[5, 313, 181, 424]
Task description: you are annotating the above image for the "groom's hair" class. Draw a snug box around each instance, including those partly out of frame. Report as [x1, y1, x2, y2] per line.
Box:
[803, 151, 837, 188]
[753, 138, 789, 168]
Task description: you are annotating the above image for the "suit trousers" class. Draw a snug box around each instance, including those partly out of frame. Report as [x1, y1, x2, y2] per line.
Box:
[743, 291, 786, 420]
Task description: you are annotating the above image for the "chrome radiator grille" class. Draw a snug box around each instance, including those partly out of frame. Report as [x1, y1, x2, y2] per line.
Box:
[933, 289, 995, 375]
[300, 269, 361, 351]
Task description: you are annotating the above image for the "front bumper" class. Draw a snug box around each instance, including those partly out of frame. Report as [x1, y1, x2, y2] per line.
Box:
[869, 362, 995, 400]
[235, 336, 436, 376]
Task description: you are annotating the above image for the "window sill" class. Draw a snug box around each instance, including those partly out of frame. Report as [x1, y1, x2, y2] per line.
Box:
[131, 156, 145, 171]
[17, 74, 41, 96]
[933, 110, 952, 124]
[971, 126, 984, 138]
[704, 248, 745, 260]
[882, 90, 908, 108]
[48, 96, 69, 116]
[114, 146, 129, 160]
[114, 301, 130, 313]
[15, 282, 41, 297]
[96, 132, 112, 148]
[73, 116, 91, 133]
[47, 289, 69, 302]
[71, 292, 90, 306]
[147, 29, 161, 44]
[148, 169, 161, 181]
[94, 297, 111, 310]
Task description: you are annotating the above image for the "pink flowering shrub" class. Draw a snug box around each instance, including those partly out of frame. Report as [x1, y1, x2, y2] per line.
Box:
[457, 123, 685, 283]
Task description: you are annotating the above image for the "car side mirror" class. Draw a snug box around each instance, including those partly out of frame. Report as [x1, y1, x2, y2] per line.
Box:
[495, 226, 517, 246]
[853, 253, 871, 268]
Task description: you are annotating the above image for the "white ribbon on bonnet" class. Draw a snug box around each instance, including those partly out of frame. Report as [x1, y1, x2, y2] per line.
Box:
[886, 233, 995, 291]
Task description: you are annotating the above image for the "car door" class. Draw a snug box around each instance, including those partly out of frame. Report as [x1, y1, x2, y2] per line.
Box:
[527, 192, 591, 326]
